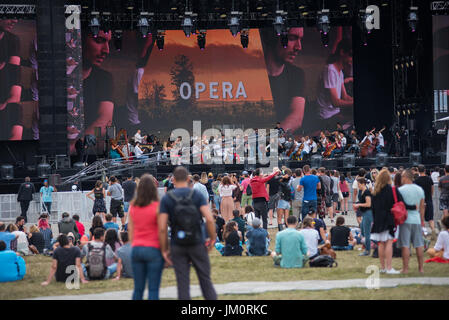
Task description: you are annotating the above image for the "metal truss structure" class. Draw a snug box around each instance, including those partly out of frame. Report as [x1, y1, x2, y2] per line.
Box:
[0, 4, 35, 15]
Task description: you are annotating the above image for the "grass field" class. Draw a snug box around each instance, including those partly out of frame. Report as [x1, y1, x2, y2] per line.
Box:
[2, 230, 449, 300]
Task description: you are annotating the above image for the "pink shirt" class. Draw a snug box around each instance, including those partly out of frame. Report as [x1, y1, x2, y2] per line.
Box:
[241, 178, 251, 194]
[130, 201, 160, 249]
[340, 181, 349, 193]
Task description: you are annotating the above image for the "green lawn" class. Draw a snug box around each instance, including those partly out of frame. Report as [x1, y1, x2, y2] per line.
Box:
[2, 230, 449, 300]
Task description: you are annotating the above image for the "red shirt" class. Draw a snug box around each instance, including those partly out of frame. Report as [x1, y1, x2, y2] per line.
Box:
[130, 201, 160, 248]
[250, 172, 278, 201]
[75, 221, 85, 237]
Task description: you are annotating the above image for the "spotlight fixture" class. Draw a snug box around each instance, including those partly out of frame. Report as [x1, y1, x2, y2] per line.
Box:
[156, 31, 165, 51]
[137, 12, 152, 38]
[228, 11, 241, 37]
[280, 31, 288, 48]
[113, 30, 123, 51]
[240, 29, 249, 49]
[197, 31, 206, 50]
[408, 6, 418, 33]
[101, 12, 111, 34]
[273, 11, 286, 36]
[88, 12, 100, 37]
[320, 31, 329, 47]
[182, 12, 194, 37]
[317, 9, 330, 35]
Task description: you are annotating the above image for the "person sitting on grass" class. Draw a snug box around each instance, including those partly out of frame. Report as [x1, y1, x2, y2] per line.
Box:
[271, 215, 308, 268]
[104, 213, 120, 232]
[213, 209, 225, 242]
[9, 224, 30, 256]
[222, 221, 243, 256]
[58, 212, 80, 242]
[427, 216, 449, 261]
[81, 228, 118, 280]
[89, 215, 106, 241]
[307, 210, 328, 245]
[72, 214, 85, 238]
[0, 222, 18, 251]
[299, 217, 320, 259]
[41, 234, 88, 286]
[28, 225, 45, 254]
[114, 232, 133, 280]
[246, 218, 270, 256]
[231, 210, 246, 241]
[329, 216, 357, 251]
[0, 240, 26, 283]
[38, 214, 53, 252]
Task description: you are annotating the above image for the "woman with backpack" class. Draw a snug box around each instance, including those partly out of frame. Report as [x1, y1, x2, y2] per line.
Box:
[277, 169, 293, 231]
[371, 169, 403, 274]
[128, 174, 163, 300]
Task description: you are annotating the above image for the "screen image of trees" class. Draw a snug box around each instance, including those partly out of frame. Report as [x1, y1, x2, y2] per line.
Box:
[138, 54, 274, 136]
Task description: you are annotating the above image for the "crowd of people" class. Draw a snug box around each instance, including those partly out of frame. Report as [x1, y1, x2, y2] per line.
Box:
[1, 163, 449, 299]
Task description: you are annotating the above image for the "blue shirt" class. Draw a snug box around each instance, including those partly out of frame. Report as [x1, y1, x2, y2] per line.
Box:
[246, 227, 268, 256]
[104, 222, 120, 232]
[275, 228, 308, 268]
[300, 175, 320, 201]
[40, 186, 54, 203]
[399, 184, 425, 225]
[0, 232, 16, 251]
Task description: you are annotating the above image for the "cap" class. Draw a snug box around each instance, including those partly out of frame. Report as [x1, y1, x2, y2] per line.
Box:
[242, 171, 249, 176]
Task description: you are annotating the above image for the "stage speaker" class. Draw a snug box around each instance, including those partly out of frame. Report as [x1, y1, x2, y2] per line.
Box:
[56, 155, 71, 169]
[1, 164, 13, 180]
[49, 174, 61, 186]
[342, 154, 355, 168]
[37, 163, 51, 178]
[311, 155, 322, 169]
[409, 152, 422, 166]
[376, 153, 388, 167]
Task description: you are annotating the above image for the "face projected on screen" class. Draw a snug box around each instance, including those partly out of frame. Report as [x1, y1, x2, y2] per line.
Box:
[83, 30, 112, 68]
[0, 19, 18, 33]
[276, 28, 304, 64]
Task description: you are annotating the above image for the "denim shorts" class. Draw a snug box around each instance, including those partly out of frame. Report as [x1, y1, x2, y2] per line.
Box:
[277, 199, 291, 210]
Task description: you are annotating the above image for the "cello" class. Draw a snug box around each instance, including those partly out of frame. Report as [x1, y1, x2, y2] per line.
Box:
[360, 128, 376, 158]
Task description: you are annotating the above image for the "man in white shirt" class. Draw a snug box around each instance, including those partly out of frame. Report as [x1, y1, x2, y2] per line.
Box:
[376, 131, 385, 153]
[134, 130, 143, 144]
[192, 175, 210, 204]
[134, 142, 146, 160]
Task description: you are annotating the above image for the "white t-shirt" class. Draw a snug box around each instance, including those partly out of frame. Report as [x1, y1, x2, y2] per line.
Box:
[352, 178, 373, 192]
[431, 172, 440, 184]
[134, 133, 143, 144]
[218, 184, 236, 197]
[340, 136, 347, 147]
[317, 64, 344, 120]
[134, 145, 143, 158]
[378, 133, 385, 147]
[299, 228, 320, 256]
[434, 230, 449, 260]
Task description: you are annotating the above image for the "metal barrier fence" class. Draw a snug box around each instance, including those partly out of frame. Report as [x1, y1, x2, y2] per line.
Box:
[0, 188, 166, 224]
[0, 185, 444, 224]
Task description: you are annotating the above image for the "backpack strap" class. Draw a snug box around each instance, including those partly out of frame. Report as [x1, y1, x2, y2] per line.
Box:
[391, 186, 398, 204]
[167, 190, 180, 203]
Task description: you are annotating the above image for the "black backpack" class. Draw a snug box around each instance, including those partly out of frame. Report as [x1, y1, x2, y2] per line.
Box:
[309, 255, 338, 268]
[86, 243, 107, 279]
[246, 184, 253, 196]
[168, 190, 203, 246]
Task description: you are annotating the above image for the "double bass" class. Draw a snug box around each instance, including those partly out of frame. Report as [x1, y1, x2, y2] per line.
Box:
[360, 128, 376, 158]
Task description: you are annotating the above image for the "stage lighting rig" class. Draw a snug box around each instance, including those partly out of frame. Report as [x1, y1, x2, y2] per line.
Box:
[273, 10, 287, 36]
[156, 30, 165, 50]
[280, 30, 288, 48]
[181, 12, 195, 37]
[317, 9, 330, 35]
[408, 6, 418, 33]
[113, 30, 123, 51]
[240, 29, 249, 49]
[88, 12, 101, 37]
[197, 30, 206, 50]
[228, 11, 241, 37]
[137, 12, 152, 37]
